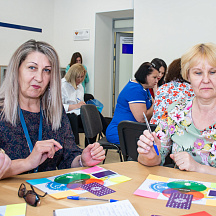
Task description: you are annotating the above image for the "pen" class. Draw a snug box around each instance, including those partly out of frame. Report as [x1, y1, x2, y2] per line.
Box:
[142, 112, 159, 155]
[67, 196, 118, 203]
[77, 98, 81, 102]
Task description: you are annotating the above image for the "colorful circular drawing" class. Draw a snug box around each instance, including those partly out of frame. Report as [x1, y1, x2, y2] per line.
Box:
[67, 178, 104, 190]
[150, 182, 169, 193]
[167, 181, 207, 192]
[162, 188, 204, 201]
[161, 181, 206, 201]
[46, 182, 68, 191]
[54, 173, 90, 184]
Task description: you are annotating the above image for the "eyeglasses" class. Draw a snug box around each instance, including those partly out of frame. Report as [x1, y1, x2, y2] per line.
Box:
[18, 183, 47, 207]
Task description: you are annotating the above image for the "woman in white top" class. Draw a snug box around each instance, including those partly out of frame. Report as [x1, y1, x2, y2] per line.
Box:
[61, 63, 86, 144]
[62, 63, 86, 114]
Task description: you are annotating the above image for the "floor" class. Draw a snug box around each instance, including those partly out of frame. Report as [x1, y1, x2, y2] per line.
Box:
[79, 133, 122, 164]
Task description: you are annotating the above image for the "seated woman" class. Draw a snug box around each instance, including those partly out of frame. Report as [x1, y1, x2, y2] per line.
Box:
[0, 149, 11, 179]
[106, 62, 159, 144]
[61, 63, 86, 144]
[137, 43, 216, 175]
[0, 40, 105, 179]
[150, 58, 195, 124]
[149, 58, 167, 98]
[62, 63, 86, 115]
[66, 52, 89, 93]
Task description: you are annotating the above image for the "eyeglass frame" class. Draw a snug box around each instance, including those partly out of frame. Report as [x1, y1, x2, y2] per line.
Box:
[18, 183, 47, 207]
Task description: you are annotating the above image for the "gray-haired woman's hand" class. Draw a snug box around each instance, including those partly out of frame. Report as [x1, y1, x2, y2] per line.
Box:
[26, 139, 62, 170]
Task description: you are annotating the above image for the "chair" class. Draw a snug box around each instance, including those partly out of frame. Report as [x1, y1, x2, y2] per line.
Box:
[118, 120, 157, 161]
[80, 104, 123, 163]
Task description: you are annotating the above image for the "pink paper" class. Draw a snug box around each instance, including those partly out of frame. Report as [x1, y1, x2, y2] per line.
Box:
[134, 189, 159, 199]
[82, 166, 104, 174]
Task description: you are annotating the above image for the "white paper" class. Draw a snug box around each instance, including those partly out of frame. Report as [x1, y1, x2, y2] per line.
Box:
[53, 200, 139, 216]
[66, 108, 80, 115]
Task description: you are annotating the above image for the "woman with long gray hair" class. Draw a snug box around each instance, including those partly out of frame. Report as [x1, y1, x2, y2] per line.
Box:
[0, 39, 105, 179]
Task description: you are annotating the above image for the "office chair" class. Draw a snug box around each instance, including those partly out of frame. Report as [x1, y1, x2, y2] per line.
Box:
[118, 120, 157, 161]
[118, 120, 174, 166]
[80, 104, 123, 163]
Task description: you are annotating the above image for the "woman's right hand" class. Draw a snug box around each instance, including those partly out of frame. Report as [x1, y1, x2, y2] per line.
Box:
[77, 101, 86, 109]
[0, 152, 11, 179]
[137, 130, 161, 165]
[26, 139, 62, 170]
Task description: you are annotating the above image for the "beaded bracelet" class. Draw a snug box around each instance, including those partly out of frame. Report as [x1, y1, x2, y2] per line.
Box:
[79, 156, 83, 167]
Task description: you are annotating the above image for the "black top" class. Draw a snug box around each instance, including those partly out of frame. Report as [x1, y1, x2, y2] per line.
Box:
[0, 108, 83, 173]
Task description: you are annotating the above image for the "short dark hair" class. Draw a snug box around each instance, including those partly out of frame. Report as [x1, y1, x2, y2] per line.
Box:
[165, 58, 188, 83]
[134, 62, 157, 84]
[151, 58, 167, 86]
[69, 52, 83, 66]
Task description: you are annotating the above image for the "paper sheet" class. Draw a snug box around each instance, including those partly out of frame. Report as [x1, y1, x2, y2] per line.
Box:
[53, 200, 139, 216]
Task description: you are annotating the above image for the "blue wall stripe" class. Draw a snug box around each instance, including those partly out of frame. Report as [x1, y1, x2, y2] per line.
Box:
[0, 22, 42, 33]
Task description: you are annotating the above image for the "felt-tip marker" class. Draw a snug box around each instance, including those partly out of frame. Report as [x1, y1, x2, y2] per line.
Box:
[67, 196, 118, 203]
[143, 112, 159, 155]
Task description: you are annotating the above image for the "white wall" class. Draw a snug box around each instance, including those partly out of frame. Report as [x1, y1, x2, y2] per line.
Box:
[2, 0, 216, 116]
[133, 0, 216, 72]
[53, 0, 134, 116]
[0, 0, 54, 65]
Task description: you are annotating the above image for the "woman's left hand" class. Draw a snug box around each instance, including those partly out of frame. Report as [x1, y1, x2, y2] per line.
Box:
[170, 152, 201, 172]
[81, 142, 105, 167]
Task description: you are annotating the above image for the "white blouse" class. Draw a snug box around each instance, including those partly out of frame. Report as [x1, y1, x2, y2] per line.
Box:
[61, 78, 84, 115]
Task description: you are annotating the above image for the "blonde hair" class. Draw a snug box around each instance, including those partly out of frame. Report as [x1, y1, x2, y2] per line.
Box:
[0, 39, 62, 130]
[64, 63, 86, 89]
[181, 42, 216, 81]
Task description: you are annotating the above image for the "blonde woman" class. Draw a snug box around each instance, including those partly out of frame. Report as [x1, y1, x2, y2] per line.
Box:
[0, 40, 105, 179]
[61, 63, 86, 114]
[137, 43, 216, 175]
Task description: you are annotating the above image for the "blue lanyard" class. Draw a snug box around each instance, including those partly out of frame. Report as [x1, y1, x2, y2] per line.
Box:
[19, 107, 43, 172]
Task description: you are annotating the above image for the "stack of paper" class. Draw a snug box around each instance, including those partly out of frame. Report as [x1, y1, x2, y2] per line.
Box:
[53, 200, 139, 216]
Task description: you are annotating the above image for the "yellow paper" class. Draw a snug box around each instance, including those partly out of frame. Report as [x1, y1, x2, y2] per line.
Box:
[146, 174, 169, 182]
[50, 190, 78, 199]
[109, 175, 131, 183]
[5, 203, 26, 216]
[211, 183, 216, 188]
[206, 199, 216, 206]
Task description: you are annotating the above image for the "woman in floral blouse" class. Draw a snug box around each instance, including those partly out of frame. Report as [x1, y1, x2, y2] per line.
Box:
[150, 58, 195, 124]
[137, 43, 216, 175]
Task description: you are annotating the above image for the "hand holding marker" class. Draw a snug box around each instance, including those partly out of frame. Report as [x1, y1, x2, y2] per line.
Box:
[142, 112, 159, 155]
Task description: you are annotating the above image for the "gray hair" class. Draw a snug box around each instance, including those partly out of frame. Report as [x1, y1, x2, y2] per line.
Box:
[0, 39, 62, 130]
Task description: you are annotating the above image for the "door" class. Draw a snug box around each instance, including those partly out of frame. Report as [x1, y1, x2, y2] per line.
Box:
[114, 32, 133, 112]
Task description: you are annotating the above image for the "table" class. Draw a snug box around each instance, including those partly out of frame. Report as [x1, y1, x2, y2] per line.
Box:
[0, 161, 215, 216]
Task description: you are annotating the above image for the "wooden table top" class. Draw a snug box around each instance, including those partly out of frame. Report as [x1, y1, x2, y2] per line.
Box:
[0, 161, 215, 216]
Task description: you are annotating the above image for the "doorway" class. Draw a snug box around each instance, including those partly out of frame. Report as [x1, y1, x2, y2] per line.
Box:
[112, 31, 133, 115]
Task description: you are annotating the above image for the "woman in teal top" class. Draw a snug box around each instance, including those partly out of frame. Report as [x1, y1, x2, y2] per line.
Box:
[137, 43, 216, 175]
[66, 52, 89, 93]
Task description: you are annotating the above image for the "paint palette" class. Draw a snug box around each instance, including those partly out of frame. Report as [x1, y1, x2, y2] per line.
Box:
[26, 166, 131, 199]
[134, 174, 216, 207]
